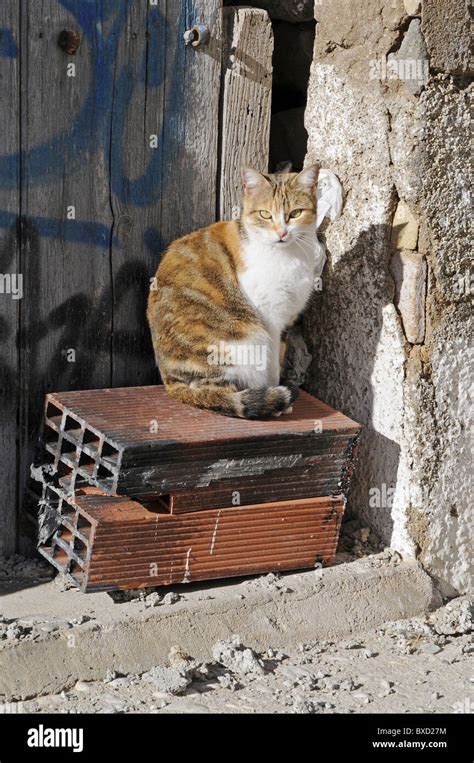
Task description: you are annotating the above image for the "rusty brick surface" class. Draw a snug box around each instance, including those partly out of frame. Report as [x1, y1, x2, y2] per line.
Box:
[31, 478, 344, 592]
[39, 385, 361, 503]
[27, 385, 360, 591]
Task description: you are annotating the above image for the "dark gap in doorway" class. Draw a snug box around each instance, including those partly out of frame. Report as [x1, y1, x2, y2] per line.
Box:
[223, 2, 316, 173]
[269, 18, 316, 172]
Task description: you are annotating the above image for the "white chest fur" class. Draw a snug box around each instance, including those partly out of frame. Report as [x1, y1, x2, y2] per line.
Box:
[238, 237, 317, 335]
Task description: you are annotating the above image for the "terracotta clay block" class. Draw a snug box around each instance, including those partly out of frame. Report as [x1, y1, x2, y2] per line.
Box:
[28, 385, 360, 591]
[31, 481, 345, 593]
[39, 385, 361, 503]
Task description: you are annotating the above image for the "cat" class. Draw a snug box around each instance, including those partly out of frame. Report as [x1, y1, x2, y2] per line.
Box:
[147, 164, 321, 419]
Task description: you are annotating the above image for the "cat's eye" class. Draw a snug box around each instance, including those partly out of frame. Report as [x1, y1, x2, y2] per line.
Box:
[259, 210, 272, 220]
[289, 209, 303, 219]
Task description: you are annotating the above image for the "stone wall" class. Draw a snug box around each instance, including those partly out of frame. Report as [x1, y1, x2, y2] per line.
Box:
[303, 0, 472, 595]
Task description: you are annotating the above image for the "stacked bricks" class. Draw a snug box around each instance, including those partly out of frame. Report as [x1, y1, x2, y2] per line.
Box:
[27, 386, 361, 592]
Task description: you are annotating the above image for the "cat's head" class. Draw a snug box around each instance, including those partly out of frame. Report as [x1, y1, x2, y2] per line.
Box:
[240, 165, 319, 246]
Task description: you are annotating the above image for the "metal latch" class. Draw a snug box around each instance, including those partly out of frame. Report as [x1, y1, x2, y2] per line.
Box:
[183, 24, 210, 47]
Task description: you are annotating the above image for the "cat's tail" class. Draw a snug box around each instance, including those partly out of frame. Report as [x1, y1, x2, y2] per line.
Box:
[164, 379, 299, 419]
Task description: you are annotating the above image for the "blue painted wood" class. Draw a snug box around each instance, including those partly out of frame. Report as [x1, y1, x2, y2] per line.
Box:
[0, 0, 223, 554]
[0, 2, 20, 555]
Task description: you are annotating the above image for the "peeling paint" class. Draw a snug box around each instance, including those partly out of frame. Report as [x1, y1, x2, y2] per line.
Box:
[182, 548, 192, 584]
[209, 511, 222, 556]
[196, 454, 303, 488]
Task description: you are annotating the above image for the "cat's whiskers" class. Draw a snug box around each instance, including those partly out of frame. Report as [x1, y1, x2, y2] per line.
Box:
[292, 236, 316, 259]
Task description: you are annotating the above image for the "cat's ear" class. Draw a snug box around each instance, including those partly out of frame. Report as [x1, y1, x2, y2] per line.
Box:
[241, 166, 270, 195]
[293, 164, 320, 194]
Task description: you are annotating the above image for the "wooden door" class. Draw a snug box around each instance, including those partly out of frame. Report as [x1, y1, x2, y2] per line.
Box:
[0, 0, 222, 554]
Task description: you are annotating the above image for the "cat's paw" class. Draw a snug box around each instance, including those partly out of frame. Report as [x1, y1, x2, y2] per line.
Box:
[271, 404, 293, 417]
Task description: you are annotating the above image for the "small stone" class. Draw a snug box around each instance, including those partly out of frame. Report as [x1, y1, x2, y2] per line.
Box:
[362, 649, 378, 658]
[144, 592, 162, 608]
[390, 250, 427, 343]
[391, 201, 419, 250]
[163, 592, 180, 605]
[292, 696, 323, 714]
[168, 645, 197, 669]
[339, 678, 356, 691]
[141, 665, 191, 695]
[108, 676, 132, 689]
[212, 635, 265, 676]
[420, 642, 442, 655]
[54, 573, 77, 592]
[430, 597, 473, 636]
[315, 671, 330, 680]
[343, 641, 363, 650]
[217, 673, 240, 692]
[323, 678, 341, 691]
[68, 615, 92, 626]
[74, 681, 90, 693]
[404, 0, 422, 15]
[262, 572, 281, 587]
[6, 624, 23, 640]
[431, 691, 442, 700]
[380, 679, 393, 690]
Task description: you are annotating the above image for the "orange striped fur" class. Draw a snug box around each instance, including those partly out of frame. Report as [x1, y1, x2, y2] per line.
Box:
[147, 166, 319, 418]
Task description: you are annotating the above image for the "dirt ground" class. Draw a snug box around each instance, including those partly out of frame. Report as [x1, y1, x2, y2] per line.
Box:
[5, 597, 472, 715]
[1, 522, 471, 715]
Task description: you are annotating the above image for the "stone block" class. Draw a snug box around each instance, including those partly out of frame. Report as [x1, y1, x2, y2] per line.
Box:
[390, 250, 427, 343]
[404, 0, 421, 15]
[387, 19, 429, 95]
[391, 200, 419, 250]
[422, 0, 471, 75]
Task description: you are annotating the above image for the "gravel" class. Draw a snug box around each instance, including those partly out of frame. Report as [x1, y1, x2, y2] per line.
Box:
[3, 598, 471, 715]
[212, 635, 265, 676]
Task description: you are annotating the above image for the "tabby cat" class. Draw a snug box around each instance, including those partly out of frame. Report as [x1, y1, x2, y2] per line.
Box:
[147, 164, 320, 419]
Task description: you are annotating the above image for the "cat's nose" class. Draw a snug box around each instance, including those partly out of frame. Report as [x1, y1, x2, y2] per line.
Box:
[276, 229, 288, 240]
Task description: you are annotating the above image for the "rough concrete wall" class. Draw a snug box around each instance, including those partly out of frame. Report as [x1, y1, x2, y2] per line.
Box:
[303, 0, 472, 595]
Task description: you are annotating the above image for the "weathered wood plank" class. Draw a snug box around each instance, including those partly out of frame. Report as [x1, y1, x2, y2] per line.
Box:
[110, 0, 223, 386]
[18, 0, 114, 533]
[0, 3, 20, 555]
[219, 7, 273, 221]
[2, 0, 226, 551]
[109, 0, 167, 387]
[159, 0, 223, 239]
